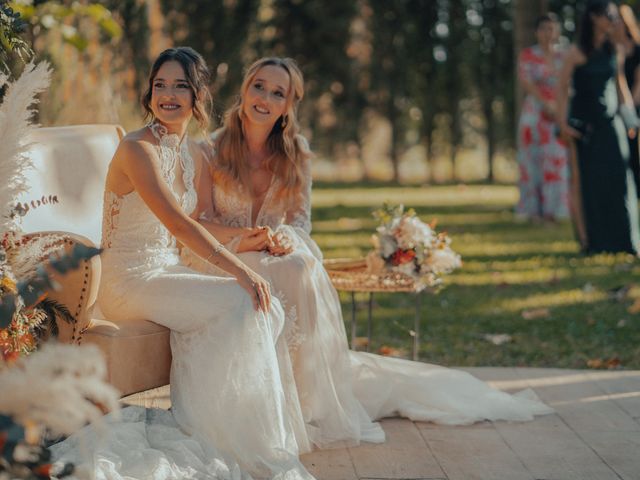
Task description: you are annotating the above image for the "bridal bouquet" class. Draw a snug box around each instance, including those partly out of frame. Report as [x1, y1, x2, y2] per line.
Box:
[368, 204, 461, 288]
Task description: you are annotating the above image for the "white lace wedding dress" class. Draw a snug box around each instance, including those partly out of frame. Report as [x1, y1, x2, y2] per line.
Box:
[183, 138, 554, 452]
[50, 124, 315, 480]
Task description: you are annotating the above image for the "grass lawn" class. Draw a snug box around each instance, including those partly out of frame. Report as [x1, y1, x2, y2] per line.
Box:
[311, 183, 640, 369]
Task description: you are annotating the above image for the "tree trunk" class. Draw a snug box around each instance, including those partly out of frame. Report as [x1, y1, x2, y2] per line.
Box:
[388, 92, 400, 184]
[486, 111, 496, 183]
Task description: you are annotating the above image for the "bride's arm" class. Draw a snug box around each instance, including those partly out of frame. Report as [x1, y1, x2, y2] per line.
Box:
[284, 140, 313, 235]
[280, 138, 323, 260]
[117, 138, 271, 310]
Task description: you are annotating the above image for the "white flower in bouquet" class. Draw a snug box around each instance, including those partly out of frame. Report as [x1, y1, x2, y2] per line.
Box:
[396, 261, 417, 277]
[394, 216, 434, 250]
[425, 248, 462, 275]
[378, 230, 397, 258]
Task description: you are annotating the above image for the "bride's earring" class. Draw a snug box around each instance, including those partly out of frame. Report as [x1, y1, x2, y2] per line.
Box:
[281, 115, 288, 128]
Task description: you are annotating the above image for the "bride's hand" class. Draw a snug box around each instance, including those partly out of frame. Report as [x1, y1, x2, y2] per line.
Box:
[235, 268, 271, 312]
[267, 230, 294, 256]
[238, 226, 274, 252]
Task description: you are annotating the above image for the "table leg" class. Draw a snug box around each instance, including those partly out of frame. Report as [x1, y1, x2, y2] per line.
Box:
[367, 293, 373, 352]
[350, 291, 356, 349]
[413, 292, 421, 361]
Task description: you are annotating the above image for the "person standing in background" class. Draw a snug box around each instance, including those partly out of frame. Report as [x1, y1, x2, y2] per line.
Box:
[618, 4, 640, 197]
[557, 0, 640, 255]
[516, 13, 570, 223]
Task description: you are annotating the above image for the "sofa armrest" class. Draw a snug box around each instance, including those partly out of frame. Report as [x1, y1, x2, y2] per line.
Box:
[22, 231, 101, 344]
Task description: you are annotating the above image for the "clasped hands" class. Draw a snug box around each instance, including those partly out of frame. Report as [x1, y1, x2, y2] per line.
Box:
[239, 225, 293, 256]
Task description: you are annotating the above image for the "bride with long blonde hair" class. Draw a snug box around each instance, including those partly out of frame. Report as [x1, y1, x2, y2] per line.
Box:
[190, 55, 554, 453]
[214, 57, 308, 203]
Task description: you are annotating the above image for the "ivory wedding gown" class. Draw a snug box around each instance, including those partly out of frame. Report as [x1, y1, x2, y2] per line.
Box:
[182, 135, 554, 452]
[50, 123, 315, 480]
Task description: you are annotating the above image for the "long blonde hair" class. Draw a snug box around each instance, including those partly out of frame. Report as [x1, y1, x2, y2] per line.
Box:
[213, 57, 311, 201]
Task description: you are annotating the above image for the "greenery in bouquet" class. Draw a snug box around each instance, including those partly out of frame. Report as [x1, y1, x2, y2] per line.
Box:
[370, 203, 462, 288]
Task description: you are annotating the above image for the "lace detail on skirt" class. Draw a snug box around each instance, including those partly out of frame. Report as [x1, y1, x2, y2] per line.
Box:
[276, 290, 306, 353]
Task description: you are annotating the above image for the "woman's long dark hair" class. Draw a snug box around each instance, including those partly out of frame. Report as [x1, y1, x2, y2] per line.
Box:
[578, 0, 615, 56]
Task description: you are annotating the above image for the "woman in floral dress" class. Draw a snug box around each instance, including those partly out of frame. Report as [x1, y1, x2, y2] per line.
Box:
[517, 13, 570, 222]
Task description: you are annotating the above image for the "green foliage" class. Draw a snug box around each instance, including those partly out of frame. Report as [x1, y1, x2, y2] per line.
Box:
[35, 297, 74, 340]
[0, 1, 32, 72]
[11, 1, 122, 52]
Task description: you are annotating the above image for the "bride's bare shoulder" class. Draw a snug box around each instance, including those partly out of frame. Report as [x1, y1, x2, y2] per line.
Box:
[111, 128, 158, 173]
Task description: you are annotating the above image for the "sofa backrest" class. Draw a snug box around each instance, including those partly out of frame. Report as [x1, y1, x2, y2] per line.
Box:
[18, 124, 125, 246]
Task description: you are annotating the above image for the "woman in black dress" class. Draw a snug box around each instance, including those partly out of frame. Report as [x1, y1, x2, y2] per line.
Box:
[556, 0, 640, 255]
[618, 4, 640, 197]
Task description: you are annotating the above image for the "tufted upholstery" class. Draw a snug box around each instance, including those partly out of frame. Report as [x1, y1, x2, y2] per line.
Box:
[21, 125, 171, 397]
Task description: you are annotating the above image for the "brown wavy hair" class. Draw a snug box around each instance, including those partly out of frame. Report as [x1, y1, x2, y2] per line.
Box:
[141, 47, 212, 131]
[213, 57, 311, 201]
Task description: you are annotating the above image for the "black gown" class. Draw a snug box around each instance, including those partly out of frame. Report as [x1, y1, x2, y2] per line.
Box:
[624, 43, 640, 198]
[570, 47, 640, 254]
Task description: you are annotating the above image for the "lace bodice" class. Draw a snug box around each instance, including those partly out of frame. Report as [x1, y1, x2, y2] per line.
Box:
[100, 123, 197, 272]
[211, 150, 312, 234]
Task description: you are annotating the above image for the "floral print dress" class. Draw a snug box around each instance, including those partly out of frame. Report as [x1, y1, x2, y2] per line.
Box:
[517, 45, 570, 220]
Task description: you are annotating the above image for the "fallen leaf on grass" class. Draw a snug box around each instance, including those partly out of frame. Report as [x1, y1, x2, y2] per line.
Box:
[378, 345, 408, 358]
[587, 358, 604, 369]
[582, 282, 595, 293]
[607, 357, 622, 369]
[547, 274, 560, 285]
[628, 298, 640, 314]
[521, 308, 550, 320]
[483, 333, 512, 345]
[617, 319, 627, 328]
[586, 357, 622, 369]
[352, 337, 369, 350]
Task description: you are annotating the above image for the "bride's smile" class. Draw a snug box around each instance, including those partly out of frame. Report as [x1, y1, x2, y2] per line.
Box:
[243, 64, 290, 126]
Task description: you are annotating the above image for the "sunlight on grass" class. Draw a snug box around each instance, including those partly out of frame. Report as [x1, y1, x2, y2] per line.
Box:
[312, 211, 517, 232]
[311, 185, 518, 208]
[456, 240, 577, 257]
[450, 268, 572, 286]
[498, 289, 608, 312]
